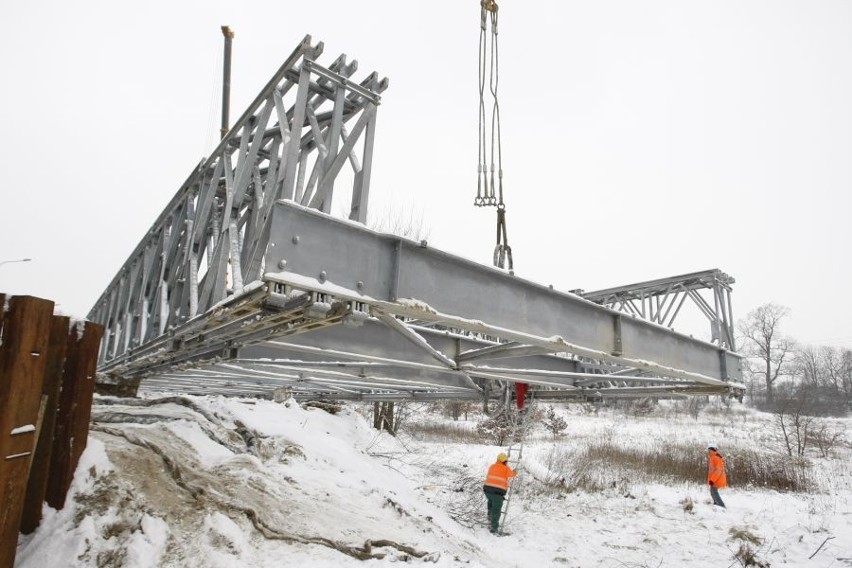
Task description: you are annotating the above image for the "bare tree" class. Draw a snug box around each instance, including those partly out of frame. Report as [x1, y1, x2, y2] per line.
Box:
[444, 401, 475, 421]
[809, 419, 847, 458]
[795, 345, 822, 387]
[793, 345, 850, 416]
[821, 346, 848, 396]
[774, 383, 848, 456]
[369, 206, 431, 242]
[774, 384, 816, 457]
[738, 303, 797, 406]
[373, 402, 396, 435]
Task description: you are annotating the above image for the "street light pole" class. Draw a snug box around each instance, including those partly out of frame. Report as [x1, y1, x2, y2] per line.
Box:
[220, 25, 235, 140]
[0, 258, 32, 269]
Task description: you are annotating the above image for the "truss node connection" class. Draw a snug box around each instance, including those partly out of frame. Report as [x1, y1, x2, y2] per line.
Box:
[89, 37, 744, 403]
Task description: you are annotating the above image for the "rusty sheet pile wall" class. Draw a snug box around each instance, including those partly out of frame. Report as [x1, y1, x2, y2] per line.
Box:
[0, 294, 103, 568]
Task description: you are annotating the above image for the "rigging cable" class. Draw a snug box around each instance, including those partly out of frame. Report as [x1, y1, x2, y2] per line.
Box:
[477, 0, 513, 271]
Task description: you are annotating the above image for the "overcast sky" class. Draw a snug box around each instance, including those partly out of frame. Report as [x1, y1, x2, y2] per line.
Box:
[1, 0, 850, 350]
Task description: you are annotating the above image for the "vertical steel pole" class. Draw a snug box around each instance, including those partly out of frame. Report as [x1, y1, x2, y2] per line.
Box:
[220, 26, 235, 139]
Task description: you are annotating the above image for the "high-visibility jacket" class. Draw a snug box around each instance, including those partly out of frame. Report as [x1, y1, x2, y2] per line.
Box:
[484, 461, 517, 491]
[707, 449, 727, 488]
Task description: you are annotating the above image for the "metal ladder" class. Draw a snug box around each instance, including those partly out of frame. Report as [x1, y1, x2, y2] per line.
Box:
[498, 395, 536, 533]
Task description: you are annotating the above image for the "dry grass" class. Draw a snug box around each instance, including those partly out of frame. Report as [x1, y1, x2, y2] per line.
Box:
[732, 543, 770, 568]
[541, 440, 814, 493]
[732, 448, 813, 492]
[405, 421, 481, 444]
[729, 526, 763, 545]
[403, 403, 820, 494]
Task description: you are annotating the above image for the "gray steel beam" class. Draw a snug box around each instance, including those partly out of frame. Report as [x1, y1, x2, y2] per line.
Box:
[264, 202, 741, 384]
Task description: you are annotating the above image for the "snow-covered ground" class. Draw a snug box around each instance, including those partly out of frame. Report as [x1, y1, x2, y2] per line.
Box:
[15, 396, 852, 567]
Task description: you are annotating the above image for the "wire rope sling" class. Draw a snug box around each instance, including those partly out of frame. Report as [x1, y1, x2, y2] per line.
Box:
[476, 0, 513, 271]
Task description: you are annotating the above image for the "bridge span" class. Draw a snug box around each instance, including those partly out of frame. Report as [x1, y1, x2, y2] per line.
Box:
[88, 36, 743, 406]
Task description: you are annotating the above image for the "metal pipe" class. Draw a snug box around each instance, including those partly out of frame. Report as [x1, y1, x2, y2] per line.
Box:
[220, 26, 235, 139]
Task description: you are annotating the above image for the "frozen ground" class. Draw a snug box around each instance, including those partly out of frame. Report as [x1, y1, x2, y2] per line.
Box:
[15, 395, 852, 567]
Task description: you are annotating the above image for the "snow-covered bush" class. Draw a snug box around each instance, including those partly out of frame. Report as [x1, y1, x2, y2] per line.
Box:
[542, 406, 568, 438]
[476, 413, 514, 446]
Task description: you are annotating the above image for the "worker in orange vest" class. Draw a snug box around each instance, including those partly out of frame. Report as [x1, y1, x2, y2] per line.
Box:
[483, 452, 517, 534]
[707, 444, 727, 508]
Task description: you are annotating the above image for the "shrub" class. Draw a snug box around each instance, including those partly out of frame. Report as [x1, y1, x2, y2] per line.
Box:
[475, 408, 533, 445]
[808, 421, 848, 458]
[732, 543, 770, 568]
[444, 473, 485, 528]
[542, 406, 568, 438]
[476, 413, 514, 446]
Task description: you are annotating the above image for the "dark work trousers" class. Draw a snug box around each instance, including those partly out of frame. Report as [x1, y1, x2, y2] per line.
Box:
[710, 485, 726, 507]
[484, 489, 505, 531]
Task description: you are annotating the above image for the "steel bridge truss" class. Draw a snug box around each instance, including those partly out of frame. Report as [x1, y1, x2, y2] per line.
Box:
[580, 270, 737, 349]
[89, 37, 744, 405]
[90, 35, 385, 353]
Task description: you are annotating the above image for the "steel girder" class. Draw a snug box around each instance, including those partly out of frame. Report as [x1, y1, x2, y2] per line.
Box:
[89, 37, 744, 404]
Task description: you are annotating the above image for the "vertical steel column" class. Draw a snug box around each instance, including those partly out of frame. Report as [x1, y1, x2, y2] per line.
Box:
[350, 105, 378, 223]
[281, 61, 314, 201]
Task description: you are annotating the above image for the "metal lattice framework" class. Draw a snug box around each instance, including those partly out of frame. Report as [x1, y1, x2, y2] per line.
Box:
[90, 36, 385, 359]
[580, 270, 737, 350]
[89, 37, 744, 405]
